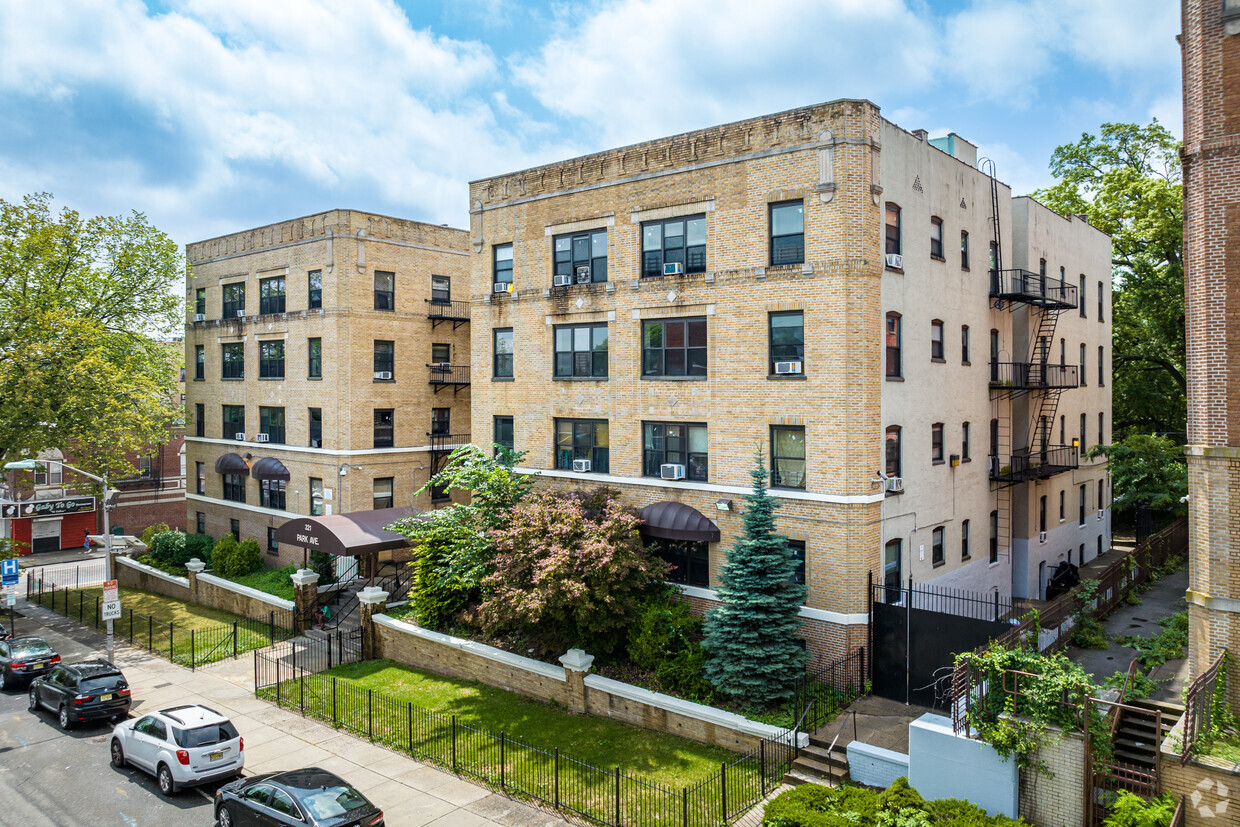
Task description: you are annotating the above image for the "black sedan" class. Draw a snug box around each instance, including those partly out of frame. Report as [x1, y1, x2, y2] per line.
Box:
[29, 660, 130, 728]
[215, 769, 384, 827]
[0, 621, 10, 641]
[0, 637, 60, 690]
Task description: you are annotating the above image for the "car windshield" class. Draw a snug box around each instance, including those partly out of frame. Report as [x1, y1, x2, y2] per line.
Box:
[10, 641, 53, 659]
[174, 721, 239, 748]
[79, 676, 125, 693]
[298, 785, 370, 819]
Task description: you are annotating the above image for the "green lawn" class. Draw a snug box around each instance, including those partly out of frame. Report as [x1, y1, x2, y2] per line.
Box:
[221, 565, 296, 601]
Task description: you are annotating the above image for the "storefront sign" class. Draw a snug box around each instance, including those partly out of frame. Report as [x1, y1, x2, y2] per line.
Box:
[0, 496, 96, 519]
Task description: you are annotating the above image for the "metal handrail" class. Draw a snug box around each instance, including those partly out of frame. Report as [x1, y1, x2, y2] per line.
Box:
[989, 268, 1079, 308]
[825, 710, 857, 759]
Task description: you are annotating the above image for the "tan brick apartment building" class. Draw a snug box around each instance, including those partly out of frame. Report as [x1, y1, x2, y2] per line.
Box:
[466, 99, 1112, 662]
[183, 210, 470, 572]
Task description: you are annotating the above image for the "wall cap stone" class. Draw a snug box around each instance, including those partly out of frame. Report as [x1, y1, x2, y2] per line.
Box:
[559, 648, 594, 673]
[373, 614, 567, 683]
[197, 571, 296, 610]
[115, 555, 189, 588]
[358, 586, 389, 606]
[291, 569, 320, 588]
[185, 559, 206, 573]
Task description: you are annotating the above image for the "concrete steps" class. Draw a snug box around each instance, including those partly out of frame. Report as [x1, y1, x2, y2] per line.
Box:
[782, 742, 849, 787]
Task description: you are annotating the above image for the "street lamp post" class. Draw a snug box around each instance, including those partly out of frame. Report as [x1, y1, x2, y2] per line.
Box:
[5, 459, 116, 664]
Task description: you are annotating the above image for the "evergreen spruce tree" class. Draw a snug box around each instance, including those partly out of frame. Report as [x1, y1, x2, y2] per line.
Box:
[702, 453, 807, 704]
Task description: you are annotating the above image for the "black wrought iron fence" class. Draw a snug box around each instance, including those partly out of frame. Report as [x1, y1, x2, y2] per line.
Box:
[792, 646, 865, 733]
[1180, 649, 1230, 764]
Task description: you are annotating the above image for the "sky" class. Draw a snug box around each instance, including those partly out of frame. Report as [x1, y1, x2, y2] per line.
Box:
[0, 0, 1182, 253]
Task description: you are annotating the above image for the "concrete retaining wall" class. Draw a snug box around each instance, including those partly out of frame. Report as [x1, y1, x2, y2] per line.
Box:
[847, 741, 911, 789]
[114, 556, 294, 629]
[115, 555, 190, 599]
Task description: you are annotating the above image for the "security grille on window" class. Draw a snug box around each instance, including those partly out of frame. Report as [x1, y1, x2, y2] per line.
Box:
[195, 403, 205, 437]
[642, 215, 705, 278]
[374, 271, 395, 311]
[308, 269, 322, 310]
[259, 407, 285, 444]
[222, 405, 244, 440]
[308, 338, 322, 379]
[885, 204, 901, 256]
[195, 345, 205, 380]
[493, 329, 513, 378]
[886, 314, 901, 377]
[430, 275, 451, 304]
[555, 419, 609, 472]
[788, 540, 807, 585]
[259, 277, 285, 315]
[195, 462, 205, 495]
[769, 201, 804, 266]
[930, 217, 944, 259]
[554, 230, 607, 283]
[222, 283, 245, 318]
[931, 320, 944, 360]
[258, 341, 284, 378]
[374, 340, 394, 379]
[374, 409, 394, 448]
[642, 318, 706, 377]
[310, 477, 324, 516]
[195, 288, 206, 316]
[309, 407, 322, 448]
[221, 343, 244, 379]
[642, 422, 707, 481]
[932, 527, 944, 566]
[554, 323, 608, 378]
[222, 474, 245, 503]
[493, 416, 514, 456]
[932, 423, 944, 463]
[649, 539, 708, 587]
[373, 477, 394, 510]
[261, 480, 286, 510]
[493, 244, 513, 284]
[771, 426, 806, 489]
[769, 311, 804, 374]
[885, 426, 902, 477]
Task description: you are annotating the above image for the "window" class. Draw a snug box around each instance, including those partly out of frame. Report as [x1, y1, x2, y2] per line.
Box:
[259, 407, 285, 444]
[1079, 485, 1087, 526]
[196, 512, 205, 534]
[310, 478, 324, 516]
[885, 426, 902, 478]
[883, 539, 902, 598]
[1099, 412, 1105, 447]
[195, 403, 205, 438]
[222, 474, 246, 503]
[787, 540, 806, 585]
[769, 311, 804, 374]
[493, 329, 513, 378]
[770, 426, 806, 489]
[990, 418, 999, 459]
[1080, 413, 1087, 456]
[1039, 258, 1047, 278]
[989, 241, 998, 273]
[493, 416, 514, 456]
[374, 271, 395, 311]
[554, 323, 608, 378]
[308, 269, 322, 309]
[373, 478, 394, 510]
[555, 419, 609, 472]
[373, 340, 394, 379]
[932, 527, 944, 566]
[221, 343, 244, 379]
[267, 527, 279, 555]
[1080, 343, 1087, 386]
[961, 422, 971, 461]
[222, 405, 244, 440]
[1098, 535, 1103, 559]
[430, 274, 450, 304]
[493, 243, 513, 285]
[258, 341, 284, 379]
[1060, 415, 1066, 445]
[309, 408, 322, 448]
[431, 408, 450, 436]
[1059, 490, 1065, 521]
[230, 519, 240, 541]
[1099, 479, 1106, 511]
[195, 462, 205, 495]
[1060, 338, 1066, 367]
[989, 510, 999, 564]
[259, 276, 285, 315]
[642, 318, 707, 377]
[931, 423, 944, 463]
[431, 342, 450, 365]
[642, 422, 707, 481]
[961, 325, 970, 364]
[554, 229, 607, 283]
[194, 345, 205, 380]
[650, 539, 708, 587]
[1098, 281, 1105, 321]
[195, 288, 206, 316]
[642, 215, 706, 277]
[961, 231, 970, 270]
[930, 216, 944, 259]
[930, 320, 944, 361]
[769, 201, 805, 266]
[1098, 346, 1104, 386]
[1039, 496, 1047, 533]
[1079, 275, 1087, 317]
[374, 409, 394, 448]
[961, 520, 970, 559]
[260, 480, 286, 510]
[222, 282, 245, 318]
[885, 313, 902, 378]
[885, 204, 901, 256]
[308, 338, 322, 379]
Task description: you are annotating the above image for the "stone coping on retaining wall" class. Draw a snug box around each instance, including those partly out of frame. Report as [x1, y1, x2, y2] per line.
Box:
[197, 571, 295, 611]
[373, 614, 566, 683]
[115, 555, 190, 588]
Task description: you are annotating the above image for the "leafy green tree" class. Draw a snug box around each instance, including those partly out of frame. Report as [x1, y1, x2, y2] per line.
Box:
[1032, 122, 1184, 439]
[0, 193, 183, 480]
[703, 454, 806, 704]
[1087, 433, 1187, 517]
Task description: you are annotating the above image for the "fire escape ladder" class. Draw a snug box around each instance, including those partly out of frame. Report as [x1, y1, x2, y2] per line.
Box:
[982, 158, 1004, 309]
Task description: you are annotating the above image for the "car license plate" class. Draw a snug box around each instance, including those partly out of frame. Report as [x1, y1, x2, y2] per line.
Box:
[100, 694, 112, 701]
[209, 750, 223, 761]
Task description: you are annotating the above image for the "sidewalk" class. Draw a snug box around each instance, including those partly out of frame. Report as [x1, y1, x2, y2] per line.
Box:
[17, 596, 571, 827]
[15, 548, 106, 569]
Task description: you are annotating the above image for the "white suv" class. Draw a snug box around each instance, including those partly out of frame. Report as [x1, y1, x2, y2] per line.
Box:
[110, 704, 244, 796]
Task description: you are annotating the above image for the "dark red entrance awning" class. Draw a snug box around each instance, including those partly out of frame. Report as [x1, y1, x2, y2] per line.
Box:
[272, 507, 425, 557]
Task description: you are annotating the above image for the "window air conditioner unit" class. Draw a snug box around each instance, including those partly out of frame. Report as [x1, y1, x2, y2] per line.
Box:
[1039, 530, 1048, 544]
[435, 362, 451, 372]
[255, 433, 270, 443]
[885, 254, 904, 270]
[235, 309, 247, 318]
[575, 265, 592, 284]
[885, 477, 904, 493]
[663, 262, 683, 276]
[192, 313, 205, 322]
[553, 274, 573, 288]
[1097, 509, 1105, 520]
[493, 282, 513, 294]
[572, 459, 592, 473]
[310, 439, 321, 448]
[774, 361, 803, 375]
[234, 432, 246, 441]
[660, 464, 686, 481]
[374, 371, 393, 380]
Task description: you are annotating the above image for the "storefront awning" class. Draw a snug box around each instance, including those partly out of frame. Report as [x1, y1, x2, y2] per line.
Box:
[250, 457, 291, 481]
[214, 453, 250, 475]
[272, 507, 424, 557]
[639, 501, 720, 543]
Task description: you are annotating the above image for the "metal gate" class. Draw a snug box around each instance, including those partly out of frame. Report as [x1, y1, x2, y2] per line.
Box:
[870, 578, 1012, 707]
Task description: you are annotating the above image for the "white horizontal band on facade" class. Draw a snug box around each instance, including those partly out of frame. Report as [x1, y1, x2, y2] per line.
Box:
[517, 466, 886, 505]
[678, 584, 869, 626]
[1186, 589, 1240, 615]
[185, 436, 442, 457]
[187, 492, 304, 520]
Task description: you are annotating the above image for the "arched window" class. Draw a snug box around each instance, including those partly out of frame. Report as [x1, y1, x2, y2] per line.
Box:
[885, 426, 902, 478]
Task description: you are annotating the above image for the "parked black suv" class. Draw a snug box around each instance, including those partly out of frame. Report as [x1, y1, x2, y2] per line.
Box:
[0, 637, 60, 690]
[29, 660, 130, 728]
